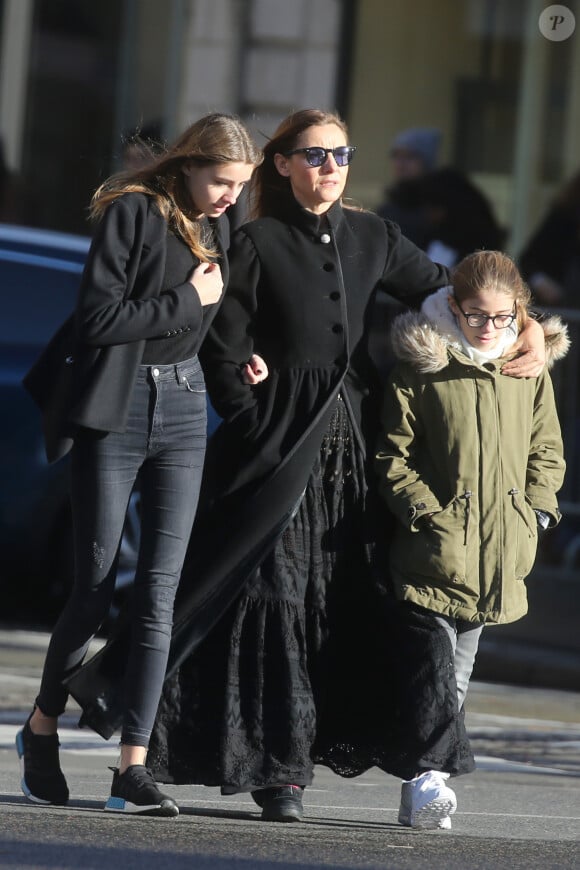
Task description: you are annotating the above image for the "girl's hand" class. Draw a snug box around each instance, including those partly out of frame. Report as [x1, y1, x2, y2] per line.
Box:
[189, 262, 223, 306]
[501, 317, 545, 378]
[241, 354, 268, 385]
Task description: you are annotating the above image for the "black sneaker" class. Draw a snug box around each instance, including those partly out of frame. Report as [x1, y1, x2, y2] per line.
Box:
[15, 716, 69, 805]
[104, 765, 179, 816]
[257, 785, 304, 822]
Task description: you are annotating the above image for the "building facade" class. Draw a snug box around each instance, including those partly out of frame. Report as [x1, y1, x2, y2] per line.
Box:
[0, 0, 578, 256]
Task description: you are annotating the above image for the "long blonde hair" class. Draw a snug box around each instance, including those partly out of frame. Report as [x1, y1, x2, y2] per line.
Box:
[451, 250, 531, 331]
[90, 113, 262, 261]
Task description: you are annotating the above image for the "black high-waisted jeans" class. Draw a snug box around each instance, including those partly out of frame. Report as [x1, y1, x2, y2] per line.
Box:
[37, 356, 207, 746]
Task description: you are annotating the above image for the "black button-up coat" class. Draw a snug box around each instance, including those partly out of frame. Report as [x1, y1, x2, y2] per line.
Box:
[200, 196, 450, 489]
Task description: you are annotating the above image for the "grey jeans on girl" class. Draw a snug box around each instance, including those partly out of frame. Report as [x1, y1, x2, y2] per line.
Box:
[433, 614, 484, 710]
[36, 356, 207, 746]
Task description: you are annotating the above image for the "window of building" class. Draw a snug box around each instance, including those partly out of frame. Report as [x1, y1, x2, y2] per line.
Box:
[20, 0, 123, 232]
[9, 0, 179, 234]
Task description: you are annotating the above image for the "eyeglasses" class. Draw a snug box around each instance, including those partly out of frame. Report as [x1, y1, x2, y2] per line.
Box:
[284, 146, 357, 167]
[455, 301, 517, 329]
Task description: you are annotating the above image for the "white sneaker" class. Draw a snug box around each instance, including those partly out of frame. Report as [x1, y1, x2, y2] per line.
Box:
[398, 771, 457, 829]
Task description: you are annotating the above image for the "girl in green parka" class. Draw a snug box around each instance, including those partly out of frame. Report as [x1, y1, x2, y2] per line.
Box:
[375, 250, 568, 830]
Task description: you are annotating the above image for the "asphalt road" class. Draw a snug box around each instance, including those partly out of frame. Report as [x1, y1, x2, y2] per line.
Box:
[1, 628, 579, 869]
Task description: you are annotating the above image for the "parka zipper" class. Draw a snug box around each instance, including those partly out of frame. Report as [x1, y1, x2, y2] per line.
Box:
[461, 490, 472, 545]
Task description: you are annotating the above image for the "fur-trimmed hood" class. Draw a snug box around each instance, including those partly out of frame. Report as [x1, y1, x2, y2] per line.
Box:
[390, 286, 570, 373]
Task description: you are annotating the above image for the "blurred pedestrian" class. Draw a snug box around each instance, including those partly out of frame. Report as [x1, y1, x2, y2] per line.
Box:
[388, 126, 441, 182]
[376, 126, 441, 247]
[415, 167, 504, 267]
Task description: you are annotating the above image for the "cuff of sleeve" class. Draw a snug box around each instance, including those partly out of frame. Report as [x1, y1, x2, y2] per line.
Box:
[534, 508, 561, 529]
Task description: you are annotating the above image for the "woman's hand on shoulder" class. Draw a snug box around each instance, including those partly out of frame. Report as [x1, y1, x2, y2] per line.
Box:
[189, 262, 223, 306]
[241, 354, 268, 384]
[501, 317, 545, 378]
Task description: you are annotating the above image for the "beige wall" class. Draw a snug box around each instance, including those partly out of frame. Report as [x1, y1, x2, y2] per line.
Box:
[345, 0, 580, 254]
[346, 0, 480, 208]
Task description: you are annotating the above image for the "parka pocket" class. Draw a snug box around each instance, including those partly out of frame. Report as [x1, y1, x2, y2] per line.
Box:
[509, 488, 538, 579]
[393, 494, 470, 584]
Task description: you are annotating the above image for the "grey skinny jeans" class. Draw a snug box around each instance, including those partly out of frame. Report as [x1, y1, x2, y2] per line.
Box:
[36, 356, 207, 746]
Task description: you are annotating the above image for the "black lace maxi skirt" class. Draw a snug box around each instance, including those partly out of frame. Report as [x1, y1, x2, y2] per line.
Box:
[148, 396, 474, 789]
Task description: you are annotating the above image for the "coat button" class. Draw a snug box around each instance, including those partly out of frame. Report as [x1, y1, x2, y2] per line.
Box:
[320, 233, 331, 244]
[330, 291, 340, 300]
[323, 262, 334, 271]
[332, 323, 344, 334]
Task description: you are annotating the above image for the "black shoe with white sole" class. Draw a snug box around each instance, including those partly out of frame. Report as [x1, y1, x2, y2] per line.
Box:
[104, 765, 179, 816]
[15, 716, 69, 806]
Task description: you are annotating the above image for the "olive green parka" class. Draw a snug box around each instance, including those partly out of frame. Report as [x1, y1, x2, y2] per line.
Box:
[376, 291, 568, 624]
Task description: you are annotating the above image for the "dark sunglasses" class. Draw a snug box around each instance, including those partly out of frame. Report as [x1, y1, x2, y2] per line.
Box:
[284, 146, 357, 167]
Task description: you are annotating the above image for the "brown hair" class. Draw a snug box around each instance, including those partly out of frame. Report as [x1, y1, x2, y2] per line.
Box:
[451, 250, 531, 330]
[249, 108, 349, 219]
[90, 113, 262, 261]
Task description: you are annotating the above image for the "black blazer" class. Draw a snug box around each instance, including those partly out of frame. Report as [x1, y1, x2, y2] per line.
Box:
[24, 192, 230, 462]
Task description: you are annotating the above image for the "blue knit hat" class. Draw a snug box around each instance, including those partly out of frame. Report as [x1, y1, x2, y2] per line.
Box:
[390, 127, 441, 170]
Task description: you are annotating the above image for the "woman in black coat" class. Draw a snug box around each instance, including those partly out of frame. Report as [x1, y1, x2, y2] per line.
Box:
[68, 109, 546, 821]
[16, 113, 262, 816]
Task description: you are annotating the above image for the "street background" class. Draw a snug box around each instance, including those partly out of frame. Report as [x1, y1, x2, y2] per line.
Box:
[1, 627, 579, 869]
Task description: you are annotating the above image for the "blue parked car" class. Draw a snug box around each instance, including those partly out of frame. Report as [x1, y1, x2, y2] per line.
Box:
[0, 224, 91, 622]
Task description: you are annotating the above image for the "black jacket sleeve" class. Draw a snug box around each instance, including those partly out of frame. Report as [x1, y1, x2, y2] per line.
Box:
[379, 220, 450, 303]
[75, 196, 203, 346]
[199, 228, 260, 433]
